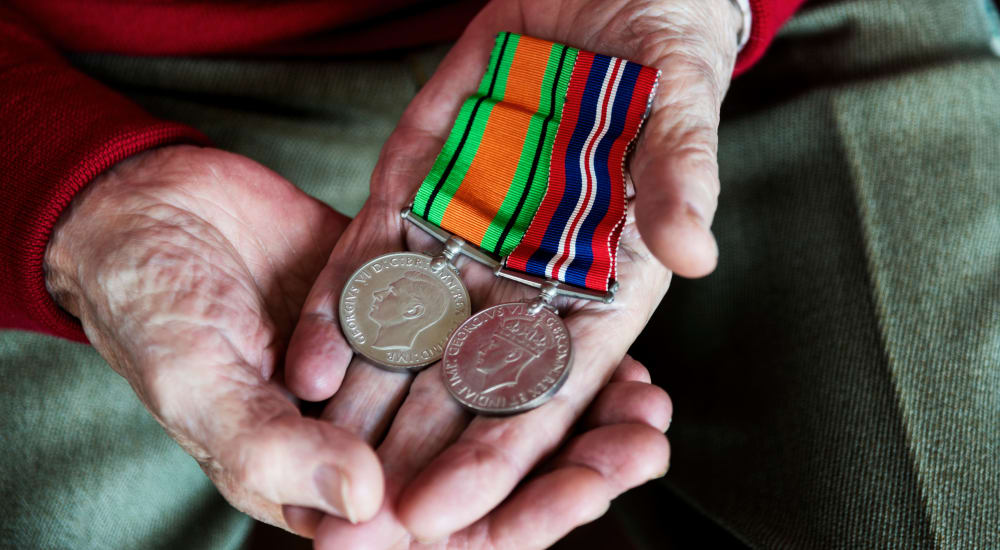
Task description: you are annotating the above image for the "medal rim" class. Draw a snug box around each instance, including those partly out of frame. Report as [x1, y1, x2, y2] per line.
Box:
[338, 251, 470, 372]
[441, 302, 573, 416]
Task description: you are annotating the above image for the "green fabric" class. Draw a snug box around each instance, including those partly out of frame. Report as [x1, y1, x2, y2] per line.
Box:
[0, 333, 252, 549]
[3, 0, 998, 547]
[629, 0, 1000, 548]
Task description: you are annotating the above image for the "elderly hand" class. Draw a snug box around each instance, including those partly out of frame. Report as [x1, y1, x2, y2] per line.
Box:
[292, 354, 671, 547]
[286, 0, 741, 546]
[43, 145, 385, 532]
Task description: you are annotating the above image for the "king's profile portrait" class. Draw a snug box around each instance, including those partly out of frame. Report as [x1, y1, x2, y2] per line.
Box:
[368, 270, 449, 350]
[475, 316, 550, 394]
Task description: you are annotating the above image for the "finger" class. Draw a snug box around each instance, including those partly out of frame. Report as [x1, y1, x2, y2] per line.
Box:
[313, 499, 409, 550]
[396, 393, 577, 540]
[548, 423, 671, 493]
[471, 423, 670, 550]
[481, 467, 610, 550]
[628, 11, 739, 279]
[314, 364, 470, 550]
[215, 411, 384, 525]
[610, 353, 652, 383]
[631, 68, 725, 278]
[320, 355, 412, 445]
[282, 505, 323, 539]
[284, 205, 403, 401]
[395, 305, 655, 540]
[153, 358, 385, 525]
[632, 133, 721, 279]
[586, 355, 670, 431]
[582, 381, 672, 432]
[283, 306, 354, 401]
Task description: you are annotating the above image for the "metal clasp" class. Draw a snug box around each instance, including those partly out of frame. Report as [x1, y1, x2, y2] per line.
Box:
[527, 280, 559, 315]
[429, 236, 465, 272]
[403, 205, 617, 304]
[402, 207, 501, 269]
[496, 267, 617, 304]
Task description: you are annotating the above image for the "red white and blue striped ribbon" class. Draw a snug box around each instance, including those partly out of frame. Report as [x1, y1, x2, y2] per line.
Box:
[505, 51, 658, 292]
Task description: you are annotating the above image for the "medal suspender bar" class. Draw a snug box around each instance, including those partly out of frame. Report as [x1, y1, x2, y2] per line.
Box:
[401, 207, 615, 303]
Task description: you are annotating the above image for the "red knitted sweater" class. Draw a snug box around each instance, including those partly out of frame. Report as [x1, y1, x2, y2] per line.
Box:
[0, 0, 805, 342]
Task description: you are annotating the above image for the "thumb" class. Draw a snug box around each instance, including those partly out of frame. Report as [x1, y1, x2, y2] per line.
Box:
[148, 357, 385, 526]
[214, 412, 385, 525]
[631, 103, 722, 279]
[629, 6, 740, 278]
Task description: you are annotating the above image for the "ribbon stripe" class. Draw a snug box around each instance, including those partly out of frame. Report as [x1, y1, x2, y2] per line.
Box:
[413, 32, 657, 293]
[419, 31, 513, 221]
[491, 43, 570, 256]
[507, 51, 658, 292]
[570, 60, 641, 289]
[551, 56, 623, 284]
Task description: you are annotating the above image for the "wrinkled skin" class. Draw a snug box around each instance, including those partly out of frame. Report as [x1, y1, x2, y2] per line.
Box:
[45, 146, 384, 528]
[280, 0, 740, 547]
[42, 146, 672, 543]
[43, 0, 737, 546]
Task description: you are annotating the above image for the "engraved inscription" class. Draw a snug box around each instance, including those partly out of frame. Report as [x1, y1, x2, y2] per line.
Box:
[442, 302, 572, 415]
[339, 252, 470, 371]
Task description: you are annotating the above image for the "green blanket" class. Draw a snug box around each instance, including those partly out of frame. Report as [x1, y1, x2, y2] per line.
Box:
[630, 0, 1000, 547]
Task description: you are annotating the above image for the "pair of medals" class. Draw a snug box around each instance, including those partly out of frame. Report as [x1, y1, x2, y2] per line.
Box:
[340, 32, 659, 415]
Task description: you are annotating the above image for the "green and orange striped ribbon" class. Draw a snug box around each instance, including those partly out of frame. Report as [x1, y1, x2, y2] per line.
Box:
[414, 32, 578, 257]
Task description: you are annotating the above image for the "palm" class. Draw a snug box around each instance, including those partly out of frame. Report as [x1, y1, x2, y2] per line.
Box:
[46, 146, 383, 529]
[286, 0, 739, 547]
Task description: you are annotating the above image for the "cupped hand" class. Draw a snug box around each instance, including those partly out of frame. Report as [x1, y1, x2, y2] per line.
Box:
[287, 0, 740, 545]
[44, 145, 385, 532]
[303, 354, 671, 548]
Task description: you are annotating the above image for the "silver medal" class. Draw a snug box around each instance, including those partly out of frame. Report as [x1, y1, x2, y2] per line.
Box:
[442, 301, 572, 415]
[339, 251, 470, 371]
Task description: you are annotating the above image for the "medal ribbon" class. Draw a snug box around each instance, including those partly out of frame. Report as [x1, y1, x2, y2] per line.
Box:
[414, 32, 577, 257]
[414, 32, 658, 292]
[505, 51, 658, 292]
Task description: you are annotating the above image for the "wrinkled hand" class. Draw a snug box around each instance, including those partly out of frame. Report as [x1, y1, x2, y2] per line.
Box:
[286, 0, 741, 547]
[44, 145, 385, 532]
[287, 354, 671, 547]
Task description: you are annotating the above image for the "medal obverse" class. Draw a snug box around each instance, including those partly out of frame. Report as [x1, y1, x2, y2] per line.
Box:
[340, 252, 470, 371]
[442, 302, 572, 415]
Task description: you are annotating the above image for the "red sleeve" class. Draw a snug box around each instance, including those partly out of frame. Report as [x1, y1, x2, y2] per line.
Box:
[0, 7, 210, 342]
[735, 0, 807, 76]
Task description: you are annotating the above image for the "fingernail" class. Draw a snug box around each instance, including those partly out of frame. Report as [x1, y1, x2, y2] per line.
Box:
[282, 504, 322, 539]
[314, 464, 357, 523]
[585, 499, 613, 523]
[664, 416, 672, 433]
